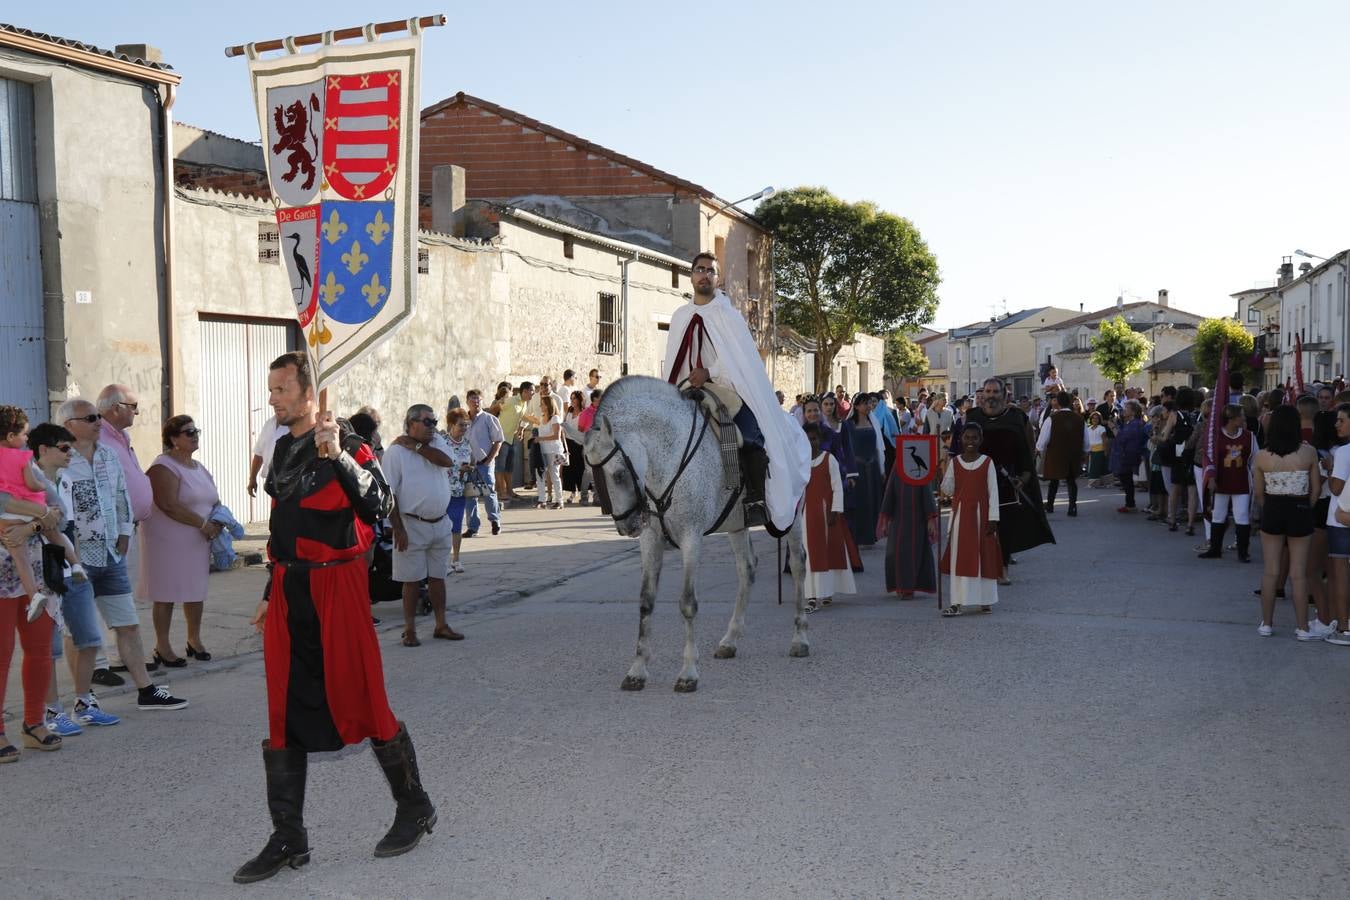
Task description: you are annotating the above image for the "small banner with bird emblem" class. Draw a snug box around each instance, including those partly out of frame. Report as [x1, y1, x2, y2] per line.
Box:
[898, 434, 939, 486]
[247, 33, 420, 391]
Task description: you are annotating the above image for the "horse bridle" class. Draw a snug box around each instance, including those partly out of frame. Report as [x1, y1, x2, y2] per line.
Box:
[587, 401, 713, 530]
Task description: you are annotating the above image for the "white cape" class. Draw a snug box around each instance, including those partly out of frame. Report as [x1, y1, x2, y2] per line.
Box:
[665, 291, 810, 531]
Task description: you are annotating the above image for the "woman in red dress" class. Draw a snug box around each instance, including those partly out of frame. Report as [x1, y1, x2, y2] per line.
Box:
[801, 424, 855, 613]
[939, 422, 1003, 616]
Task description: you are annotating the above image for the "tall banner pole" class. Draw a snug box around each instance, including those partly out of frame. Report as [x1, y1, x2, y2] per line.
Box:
[228, 16, 442, 425]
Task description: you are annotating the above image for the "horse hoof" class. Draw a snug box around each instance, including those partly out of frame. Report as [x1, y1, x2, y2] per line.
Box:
[673, 678, 699, 693]
[713, 645, 736, 659]
[789, 643, 810, 658]
[620, 676, 646, 691]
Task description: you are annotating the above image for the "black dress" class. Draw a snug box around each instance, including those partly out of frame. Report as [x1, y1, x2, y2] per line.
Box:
[846, 422, 883, 546]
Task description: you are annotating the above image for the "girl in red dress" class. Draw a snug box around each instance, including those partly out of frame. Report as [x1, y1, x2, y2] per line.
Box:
[939, 422, 1003, 616]
[801, 424, 855, 613]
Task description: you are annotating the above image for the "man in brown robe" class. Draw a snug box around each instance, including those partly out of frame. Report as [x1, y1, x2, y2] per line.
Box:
[1036, 391, 1089, 517]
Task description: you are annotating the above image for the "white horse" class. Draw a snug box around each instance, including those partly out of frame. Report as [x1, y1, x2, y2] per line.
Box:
[584, 376, 809, 692]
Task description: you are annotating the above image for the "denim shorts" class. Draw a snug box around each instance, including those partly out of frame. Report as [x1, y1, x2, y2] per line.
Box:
[84, 558, 138, 627]
[53, 577, 103, 657]
[1328, 524, 1350, 558]
[498, 442, 515, 473]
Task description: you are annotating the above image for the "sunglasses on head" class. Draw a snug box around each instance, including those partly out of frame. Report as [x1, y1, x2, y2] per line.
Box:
[66, 414, 100, 424]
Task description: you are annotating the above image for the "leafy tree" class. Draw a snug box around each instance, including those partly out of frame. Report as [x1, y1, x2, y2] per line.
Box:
[1192, 318, 1255, 386]
[758, 187, 940, 391]
[1090, 315, 1153, 384]
[884, 332, 930, 380]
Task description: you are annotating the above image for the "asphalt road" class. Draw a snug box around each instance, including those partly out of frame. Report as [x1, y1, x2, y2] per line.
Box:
[6, 486, 1349, 899]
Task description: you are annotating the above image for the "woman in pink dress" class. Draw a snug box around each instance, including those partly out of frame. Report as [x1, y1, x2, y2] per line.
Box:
[140, 415, 222, 665]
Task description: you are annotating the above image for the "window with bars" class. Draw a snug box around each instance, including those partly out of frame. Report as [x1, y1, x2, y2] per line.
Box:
[597, 292, 618, 355]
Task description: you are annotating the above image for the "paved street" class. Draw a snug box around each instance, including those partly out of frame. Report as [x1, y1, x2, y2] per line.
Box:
[6, 484, 1350, 898]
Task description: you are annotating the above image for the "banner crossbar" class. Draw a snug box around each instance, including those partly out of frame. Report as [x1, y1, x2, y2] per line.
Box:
[225, 14, 445, 58]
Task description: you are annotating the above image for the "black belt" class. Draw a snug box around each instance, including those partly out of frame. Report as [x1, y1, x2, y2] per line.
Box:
[272, 557, 360, 571]
[403, 512, 446, 524]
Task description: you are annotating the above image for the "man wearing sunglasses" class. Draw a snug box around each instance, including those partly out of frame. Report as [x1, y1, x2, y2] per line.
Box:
[664, 252, 810, 536]
[382, 404, 463, 645]
[58, 398, 187, 712]
[88, 384, 154, 687]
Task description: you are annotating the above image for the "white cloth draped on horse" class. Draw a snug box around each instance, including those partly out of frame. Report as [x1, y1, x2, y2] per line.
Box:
[664, 290, 810, 532]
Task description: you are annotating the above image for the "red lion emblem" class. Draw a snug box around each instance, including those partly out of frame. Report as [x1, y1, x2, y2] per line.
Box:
[272, 94, 319, 190]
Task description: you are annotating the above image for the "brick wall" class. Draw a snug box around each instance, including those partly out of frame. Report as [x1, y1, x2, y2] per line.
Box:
[420, 102, 679, 200]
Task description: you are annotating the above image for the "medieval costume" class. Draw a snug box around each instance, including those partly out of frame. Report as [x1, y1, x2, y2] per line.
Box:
[846, 410, 884, 546]
[939, 453, 1003, 612]
[235, 425, 436, 884]
[811, 421, 863, 572]
[802, 451, 855, 610]
[877, 471, 938, 596]
[1036, 408, 1088, 515]
[1198, 423, 1257, 561]
[664, 290, 810, 533]
[967, 404, 1054, 562]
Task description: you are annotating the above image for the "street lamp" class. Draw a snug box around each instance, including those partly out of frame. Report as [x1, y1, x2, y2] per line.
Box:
[1295, 249, 1327, 261]
[703, 186, 776, 224]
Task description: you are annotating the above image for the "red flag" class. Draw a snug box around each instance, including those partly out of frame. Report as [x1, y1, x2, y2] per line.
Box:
[1203, 341, 1230, 491]
[1295, 332, 1306, 397]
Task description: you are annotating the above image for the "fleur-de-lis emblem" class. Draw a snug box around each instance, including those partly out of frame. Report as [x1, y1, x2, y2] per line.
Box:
[321, 210, 347, 244]
[320, 271, 344, 307]
[362, 272, 387, 307]
[341, 240, 368, 275]
[366, 210, 391, 246]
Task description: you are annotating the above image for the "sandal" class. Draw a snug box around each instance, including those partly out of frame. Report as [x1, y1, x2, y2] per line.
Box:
[433, 626, 465, 641]
[941, 605, 963, 617]
[21, 722, 61, 751]
[0, 741, 17, 763]
[978, 605, 993, 614]
[804, 599, 819, 613]
[401, 631, 421, 647]
[821, 597, 832, 607]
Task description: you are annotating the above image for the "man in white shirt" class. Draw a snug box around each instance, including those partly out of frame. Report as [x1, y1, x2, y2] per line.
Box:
[248, 414, 289, 499]
[382, 404, 462, 645]
[463, 389, 505, 536]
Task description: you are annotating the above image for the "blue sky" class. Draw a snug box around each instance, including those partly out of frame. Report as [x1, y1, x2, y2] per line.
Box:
[22, 1, 1350, 328]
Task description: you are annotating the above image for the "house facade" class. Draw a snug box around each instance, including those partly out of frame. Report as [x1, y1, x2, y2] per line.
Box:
[1030, 294, 1204, 401]
[947, 307, 1078, 400]
[418, 92, 774, 350]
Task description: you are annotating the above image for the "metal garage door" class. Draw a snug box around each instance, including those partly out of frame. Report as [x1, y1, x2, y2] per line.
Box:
[199, 318, 295, 524]
[0, 78, 46, 423]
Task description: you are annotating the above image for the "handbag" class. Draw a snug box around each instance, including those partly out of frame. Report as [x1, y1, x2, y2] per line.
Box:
[461, 466, 490, 499]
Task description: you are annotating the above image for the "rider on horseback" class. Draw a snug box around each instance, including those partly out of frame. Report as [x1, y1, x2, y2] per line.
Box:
[665, 253, 810, 534]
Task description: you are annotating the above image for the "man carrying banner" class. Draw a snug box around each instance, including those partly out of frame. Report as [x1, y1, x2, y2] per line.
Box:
[235, 352, 436, 884]
[664, 252, 810, 533]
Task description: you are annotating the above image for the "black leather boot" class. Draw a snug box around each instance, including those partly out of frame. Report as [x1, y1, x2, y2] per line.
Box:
[233, 741, 310, 884]
[1236, 524, 1252, 562]
[739, 445, 769, 506]
[1198, 522, 1227, 559]
[371, 722, 437, 858]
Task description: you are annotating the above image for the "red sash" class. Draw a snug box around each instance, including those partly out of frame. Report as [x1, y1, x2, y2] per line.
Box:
[667, 313, 707, 384]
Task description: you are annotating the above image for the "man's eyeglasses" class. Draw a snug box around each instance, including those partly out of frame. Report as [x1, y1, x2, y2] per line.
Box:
[692, 266, 717, 276]
[418, 417, 438, 428]
[118, 401, 139, 412]
[55, 443, 72, 453]
[66, 414, 100, 424]
[180, 427, 202, 438]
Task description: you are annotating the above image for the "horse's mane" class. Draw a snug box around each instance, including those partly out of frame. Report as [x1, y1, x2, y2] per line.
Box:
[596, 376, 684, 419]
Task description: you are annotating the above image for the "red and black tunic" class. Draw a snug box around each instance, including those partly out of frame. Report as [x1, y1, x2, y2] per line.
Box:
[263, 426, 397, 752]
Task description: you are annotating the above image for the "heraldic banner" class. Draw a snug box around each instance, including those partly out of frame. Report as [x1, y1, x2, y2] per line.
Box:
[247, 35, 421, 391]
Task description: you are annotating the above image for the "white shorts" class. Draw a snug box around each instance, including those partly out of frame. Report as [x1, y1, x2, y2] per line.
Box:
[393, 515, 453, 582]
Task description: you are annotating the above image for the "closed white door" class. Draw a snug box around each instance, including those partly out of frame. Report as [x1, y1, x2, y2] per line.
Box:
[0, 78, 45, 423]
[199, 318, 295, 524]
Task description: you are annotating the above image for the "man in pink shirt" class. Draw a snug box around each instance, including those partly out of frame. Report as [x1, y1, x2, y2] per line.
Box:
[91, 384, 155, 685]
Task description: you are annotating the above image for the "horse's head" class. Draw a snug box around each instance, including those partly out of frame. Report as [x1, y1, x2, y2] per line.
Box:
[584, 415, 647, 538]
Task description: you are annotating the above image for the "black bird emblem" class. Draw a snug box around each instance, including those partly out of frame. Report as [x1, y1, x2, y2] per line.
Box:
[288, 233, 312, 296]
[908, 444, 929, 476]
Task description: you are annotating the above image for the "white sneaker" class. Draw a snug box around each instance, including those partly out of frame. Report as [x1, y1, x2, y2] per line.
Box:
[1295, 628, 1322, 642]
[1325, 630, 1350, 646]
[1308, 619, 1337, 639]
[1257, 622, 1273, 637]
[25, 590, 50, 623]
[449, 561, 464, 574]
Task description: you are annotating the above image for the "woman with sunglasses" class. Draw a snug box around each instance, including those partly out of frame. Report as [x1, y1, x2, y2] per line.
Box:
[140, 415, 222, 666]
